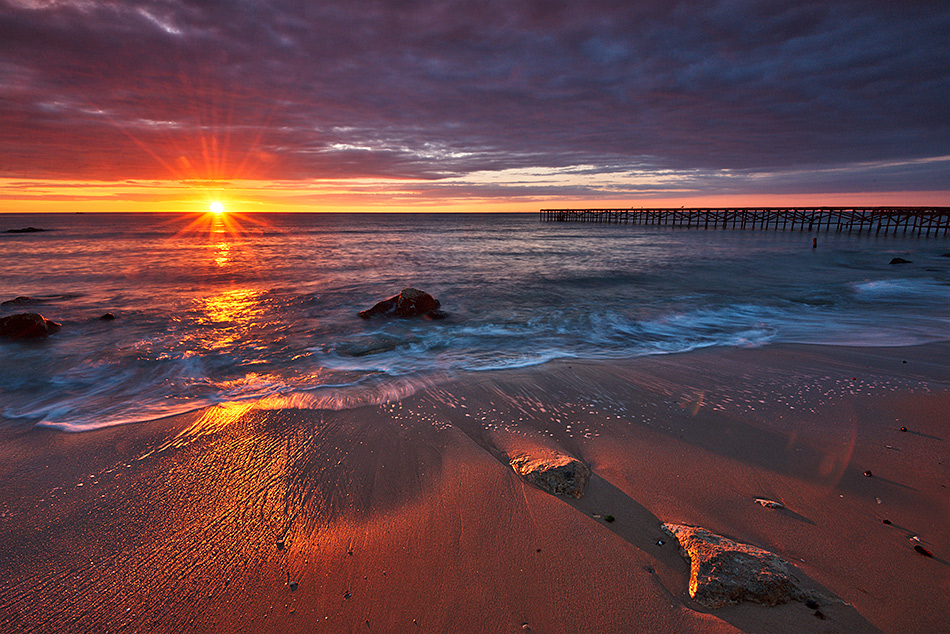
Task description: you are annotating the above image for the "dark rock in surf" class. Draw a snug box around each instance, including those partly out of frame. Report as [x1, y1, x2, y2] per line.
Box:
[5, 227, 48, 233]
[889, 257, 912, 264]
[99, 312, 116, 321]
[0, 313, 61, 339]
[359, 288, 444, 320]
[1, 296, 36, 306]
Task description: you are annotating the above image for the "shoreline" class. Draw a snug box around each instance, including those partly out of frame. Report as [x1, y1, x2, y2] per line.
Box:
[1, 341, 947, 633]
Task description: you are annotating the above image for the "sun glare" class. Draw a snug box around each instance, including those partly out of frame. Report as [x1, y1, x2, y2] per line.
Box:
[210, 201, 225, 214]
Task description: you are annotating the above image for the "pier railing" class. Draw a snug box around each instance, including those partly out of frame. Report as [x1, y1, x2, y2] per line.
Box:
[539, 207, 950, 236]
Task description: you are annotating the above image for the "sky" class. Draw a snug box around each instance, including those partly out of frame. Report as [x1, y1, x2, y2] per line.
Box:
[1, 0, 949, 213]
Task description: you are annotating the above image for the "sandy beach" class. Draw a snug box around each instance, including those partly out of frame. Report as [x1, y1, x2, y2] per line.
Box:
[0, 342, 947, 634]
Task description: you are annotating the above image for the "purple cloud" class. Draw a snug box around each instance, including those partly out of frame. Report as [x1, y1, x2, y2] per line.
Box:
[1, 0, 948, 198]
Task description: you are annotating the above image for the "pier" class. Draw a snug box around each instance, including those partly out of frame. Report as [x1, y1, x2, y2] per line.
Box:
[539, 207, 950, 236]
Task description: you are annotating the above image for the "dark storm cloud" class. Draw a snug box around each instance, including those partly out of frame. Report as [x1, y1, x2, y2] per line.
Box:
[1, 0, 948, 195]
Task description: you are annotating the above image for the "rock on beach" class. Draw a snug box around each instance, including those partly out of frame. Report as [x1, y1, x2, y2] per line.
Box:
[662, 523, 828, 609]
[509, 452, 590, 498]
[0, 313, 61, 339]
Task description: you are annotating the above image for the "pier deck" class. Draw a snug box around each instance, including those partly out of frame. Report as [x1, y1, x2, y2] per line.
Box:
[539, 207, 950, 236]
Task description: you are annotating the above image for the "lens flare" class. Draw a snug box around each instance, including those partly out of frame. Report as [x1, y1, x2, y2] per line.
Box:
[210, 201, 225, 214]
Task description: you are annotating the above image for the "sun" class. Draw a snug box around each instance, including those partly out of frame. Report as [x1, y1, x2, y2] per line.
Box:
[209, 201, 225, 214]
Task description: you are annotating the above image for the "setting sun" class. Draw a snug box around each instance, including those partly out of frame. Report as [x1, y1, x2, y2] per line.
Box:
[210, 201, 225, 214]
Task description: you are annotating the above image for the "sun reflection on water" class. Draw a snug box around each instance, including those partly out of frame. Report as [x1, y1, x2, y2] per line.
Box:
[196, 288, 266, 350]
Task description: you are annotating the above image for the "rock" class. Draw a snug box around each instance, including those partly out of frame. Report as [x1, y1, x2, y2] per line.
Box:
[359, 288, 443, 319]
[754, 498, 785, 509]
[889, 257, 912, 264]
[5, 227, 48, 233]
[509, 451, 590, 498]
[864, 470, 873, 477]
[1, 296, 36, 306]
[99, 312, 116, 321]
[914, 545, 934, 557]
[662, 523, 829, 609]
[0, 313, 61, 339]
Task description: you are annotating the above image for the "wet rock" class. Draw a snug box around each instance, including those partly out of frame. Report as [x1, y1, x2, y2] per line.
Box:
[509, 451, 590, 498]
[900, 427, 907, 432]
[889, 257, 912, 264]
[1, 296, 36, 306]
[662, 523, 829, 609]
[6, 226, 48, 233]
[882, 519, 892, 525]
[358, 288, 443, 319]
[864, 470, 873, 477]
[99, 312, 116, 321]
[754, 498, 785, 509]
[0, 313, 61, 339]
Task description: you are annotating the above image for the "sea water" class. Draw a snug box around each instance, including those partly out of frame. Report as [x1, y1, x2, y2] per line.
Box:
[1, 212, 948, 431]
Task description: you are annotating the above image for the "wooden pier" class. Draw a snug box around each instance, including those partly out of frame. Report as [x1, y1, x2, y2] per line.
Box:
[539, 207, 950, 237]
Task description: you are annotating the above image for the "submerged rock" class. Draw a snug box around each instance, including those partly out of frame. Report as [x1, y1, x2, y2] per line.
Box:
[662, 523, 829, 609]
[99, 312, 116, 321]
[359, 288, 443, 319]
[0, 313, 61, 339]
[5, 227, 48, 233]
[509, 451, 590, 498]
[1, 296, 36, 306]
[889, 257, 912, 264]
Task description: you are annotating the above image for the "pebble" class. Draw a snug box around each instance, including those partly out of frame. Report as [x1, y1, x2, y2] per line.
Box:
[289, 581, 298, 591]
[814, 610, 826, 620]
[344, 591, 352, 599]
[656, 539, 665, 546]
[882, 519, 892, 525]
[900, 427, 907, 432]
[805, 599, 819, 609]
[863, 470, 873, 477]
[276, 540, 285, 550]
[914, 545, 934, 558]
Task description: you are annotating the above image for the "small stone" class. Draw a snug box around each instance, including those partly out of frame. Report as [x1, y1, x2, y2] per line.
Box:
[805, 599, 820, 609]
[276, 540, 285, 550]
[657, 539, 665, 546]
[755, 498, 785, 509]
[888, 257, 912, 264]
[99, 312, 116, 321]
[900, 427, 907, 432]
[882, 519, 892, 525]
[814, 610, 826, 620]
[914, 545, 934, 558]
[522, 624, 531, 631]
[344, 591, 351, 599]
[863, 470, 873, 477]
[604, 514, 616, 523]
[289, 581, 298, 591]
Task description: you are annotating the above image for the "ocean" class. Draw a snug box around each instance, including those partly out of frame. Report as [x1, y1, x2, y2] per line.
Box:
[1, 212, 948, 432]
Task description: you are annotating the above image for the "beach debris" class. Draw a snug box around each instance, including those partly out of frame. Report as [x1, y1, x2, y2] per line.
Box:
[863, 470, 873, 477]
[358, 288, 446, 320]
[0, 313, 61, 339]
[889, 257, 912, 264]
[754, 498, 785, 509]
[662, 523, 832, 609]
[914, 545, 934, 558]
[509, 451, 590, 498]
[522, 623, 532, 630]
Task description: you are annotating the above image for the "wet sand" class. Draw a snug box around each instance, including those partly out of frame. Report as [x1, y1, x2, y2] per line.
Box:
[0, 343, 947, 633]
